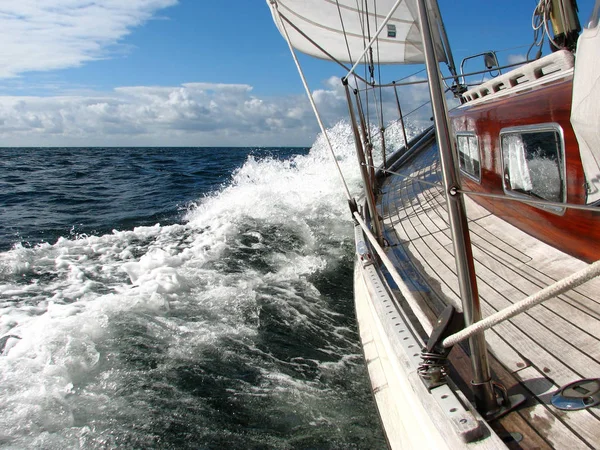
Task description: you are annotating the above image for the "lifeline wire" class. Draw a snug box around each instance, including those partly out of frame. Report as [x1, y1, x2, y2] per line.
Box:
[366, 161, 600, 213]
[367, 164, 443, 189]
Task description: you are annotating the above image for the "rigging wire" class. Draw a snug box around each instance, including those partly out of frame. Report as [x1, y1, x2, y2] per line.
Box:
[528, 0, 547, 59]
[275, 13, 354, 74]
[271, 2, 353, 203]
[394, 68, 427, 84]
[402, 99, 432, 119]
[497, 43, 535, 54]
[360, 0, 371, 144]
[371, 164, 442, 189]
[335, 0, 355, 66]
[365, 162, 600, 213]
[334, 0, 367, 108]
[373, 0, 387, 158]
[344, 0, 405, 80]
[357, 58, 548, 90]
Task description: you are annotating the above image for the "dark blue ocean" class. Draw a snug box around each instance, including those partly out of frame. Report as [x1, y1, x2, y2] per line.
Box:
[0, 128, 388, 449]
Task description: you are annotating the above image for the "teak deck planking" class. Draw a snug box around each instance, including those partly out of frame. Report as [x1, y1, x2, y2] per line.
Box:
[378, 143, 600, 449]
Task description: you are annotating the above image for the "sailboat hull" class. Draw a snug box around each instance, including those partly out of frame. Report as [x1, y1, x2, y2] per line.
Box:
[354, 107, 600, 447]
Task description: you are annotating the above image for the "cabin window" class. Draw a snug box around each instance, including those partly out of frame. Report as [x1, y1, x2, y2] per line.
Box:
[500, 124, 565, 206]
[456, 133, 480, 181]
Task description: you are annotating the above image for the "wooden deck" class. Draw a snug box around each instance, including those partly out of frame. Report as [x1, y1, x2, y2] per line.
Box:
[377, 143, 600, 449]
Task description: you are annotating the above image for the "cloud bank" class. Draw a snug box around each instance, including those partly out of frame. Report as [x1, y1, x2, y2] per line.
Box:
[0, 0, 178, 78]
[0, 78, 434, 147]
[0, 83, 313, 146]
[0, 1, 434, 147]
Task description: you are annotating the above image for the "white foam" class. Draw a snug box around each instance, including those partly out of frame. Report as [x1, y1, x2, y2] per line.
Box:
[0, 120, 423, 445]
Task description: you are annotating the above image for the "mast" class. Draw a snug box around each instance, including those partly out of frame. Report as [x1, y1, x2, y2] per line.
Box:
[550, 0, 581, 51]
[414, 0, 498, 415]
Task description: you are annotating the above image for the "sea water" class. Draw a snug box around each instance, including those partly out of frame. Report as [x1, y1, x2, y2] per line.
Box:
[0, 121, 417, 449]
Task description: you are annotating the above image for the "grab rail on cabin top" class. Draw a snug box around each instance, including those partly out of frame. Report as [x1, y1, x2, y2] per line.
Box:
[461, 49, 574, 102]
[350, 58, 556, 91]
[368, 162, 600, 213]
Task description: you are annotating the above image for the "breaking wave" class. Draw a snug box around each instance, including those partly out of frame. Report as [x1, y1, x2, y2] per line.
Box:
[0, 120, 421, 448]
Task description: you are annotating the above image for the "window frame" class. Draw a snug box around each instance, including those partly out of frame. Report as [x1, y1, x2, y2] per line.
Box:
[456, 131, 481, 183]
[499, 123, 566, 214]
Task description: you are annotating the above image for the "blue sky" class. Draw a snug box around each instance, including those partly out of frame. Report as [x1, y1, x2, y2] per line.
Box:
[0, 0, 595, 147]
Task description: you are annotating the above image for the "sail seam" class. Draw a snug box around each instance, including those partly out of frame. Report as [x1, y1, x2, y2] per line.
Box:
[277, 0, 415, 24]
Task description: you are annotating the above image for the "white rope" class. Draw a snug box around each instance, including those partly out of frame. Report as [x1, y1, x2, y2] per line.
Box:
[273, 3, 353, 202]
[442, 259, 600, 348]
[353, 211, 433, 335]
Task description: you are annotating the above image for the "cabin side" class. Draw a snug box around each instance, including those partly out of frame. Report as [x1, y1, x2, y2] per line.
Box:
[450, 51, 600, 263]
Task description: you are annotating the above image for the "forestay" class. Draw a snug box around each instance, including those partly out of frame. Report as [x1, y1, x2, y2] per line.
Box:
[266, 0, 447, 65]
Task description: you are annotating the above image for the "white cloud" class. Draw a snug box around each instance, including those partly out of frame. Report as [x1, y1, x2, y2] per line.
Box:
[0, 2, 436, 146]
[0, 79, 435, 147]
[0, 0, 178, 78]
[0, 82, 318, 146]
[507, 53, 527, 65]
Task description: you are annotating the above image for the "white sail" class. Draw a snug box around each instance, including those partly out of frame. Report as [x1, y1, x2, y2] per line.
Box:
[267, 0, 448, 65]
[571, 17, 600, 203]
